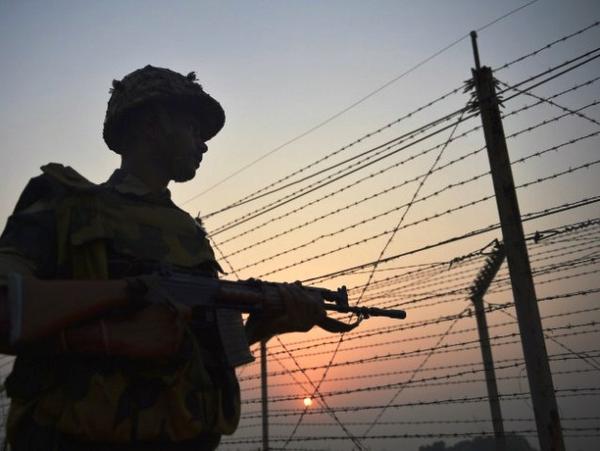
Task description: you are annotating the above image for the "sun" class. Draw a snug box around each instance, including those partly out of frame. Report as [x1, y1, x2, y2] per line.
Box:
[303, 397, 313, 407]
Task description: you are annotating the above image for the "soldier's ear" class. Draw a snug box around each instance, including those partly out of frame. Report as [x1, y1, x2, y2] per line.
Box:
[149, 104, 178, 137]
[138, 104, 167, 140]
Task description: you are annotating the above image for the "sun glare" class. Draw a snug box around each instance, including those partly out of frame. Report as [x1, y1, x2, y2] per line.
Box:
[303, 397, 313, 407]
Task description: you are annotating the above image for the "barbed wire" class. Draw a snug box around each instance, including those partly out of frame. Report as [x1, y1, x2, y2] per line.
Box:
[241, 387, 600, 419]
[280, 110, 470, 448]
[499, 47, 600, 105]
[494, 21, 600, 72]
[213, 75, 600, 250]
[268, 349, 367, 450]
[185, 0, 541, 208]
[303, 193, 600, 284]
[344, 220, 599, 304]
[211, 51, 599, 240]
[264, 249, 597, 352]
[210, 111, 478, 238]
[243, 321, 600, 381]
[257, 304, 600, 366]
[202, 85, 468, 219]
[242, 336, 600, 393]
[222, 430, 600, 445]
[497, 79, 600, 127]
[239, 349, 600, 387]
[363, 303, 468, 435]
[242, 321, 599, 381]
[243, 365, 599, 406]
[240, 287, 600, 377]
[255, 157, 600, 278]
[212, 33, 600, 235]
[362, 249, 600, 312]
[237, 415, 600, 429]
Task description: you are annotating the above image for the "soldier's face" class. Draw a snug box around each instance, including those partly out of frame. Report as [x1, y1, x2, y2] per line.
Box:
[153, 109, 208, 182]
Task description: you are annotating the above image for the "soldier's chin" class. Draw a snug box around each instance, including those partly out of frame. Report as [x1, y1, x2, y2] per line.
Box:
[172, 166, 196, 182]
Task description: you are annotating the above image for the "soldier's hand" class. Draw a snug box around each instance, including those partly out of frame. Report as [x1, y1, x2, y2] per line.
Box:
[273, 283, 326, 333]
[246, 282, 326, 342]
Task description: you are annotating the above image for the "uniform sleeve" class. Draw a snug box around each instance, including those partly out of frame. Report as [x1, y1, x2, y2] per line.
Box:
[0, 174, 61, 281]
[0, 249, 36, 286]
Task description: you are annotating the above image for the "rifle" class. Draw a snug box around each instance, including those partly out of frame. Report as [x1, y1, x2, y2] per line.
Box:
[4, 271, 406, 355]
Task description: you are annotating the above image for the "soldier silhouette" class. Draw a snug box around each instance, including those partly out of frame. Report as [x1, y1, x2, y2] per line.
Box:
[0, 65, 326, 450]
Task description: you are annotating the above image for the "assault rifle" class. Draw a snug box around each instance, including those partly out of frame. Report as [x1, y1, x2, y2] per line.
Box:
[4, 271, 406, 361]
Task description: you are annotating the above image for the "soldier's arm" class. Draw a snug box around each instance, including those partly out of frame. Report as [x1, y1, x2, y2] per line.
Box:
[0, 271, 191, 358]
[0, 250, 36, 353]
[0, 245, 191, 359]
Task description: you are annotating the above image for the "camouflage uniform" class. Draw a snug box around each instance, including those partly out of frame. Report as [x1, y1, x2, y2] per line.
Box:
[0, 163, 247, 450]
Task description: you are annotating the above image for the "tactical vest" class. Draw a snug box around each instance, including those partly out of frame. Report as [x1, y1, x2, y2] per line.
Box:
[6, 164, 250, 444]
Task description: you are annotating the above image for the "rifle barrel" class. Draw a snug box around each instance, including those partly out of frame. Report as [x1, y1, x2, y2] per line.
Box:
[325, 304, 406, 319]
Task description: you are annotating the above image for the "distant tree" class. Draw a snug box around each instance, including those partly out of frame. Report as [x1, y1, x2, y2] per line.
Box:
[418, 435, 537, 451]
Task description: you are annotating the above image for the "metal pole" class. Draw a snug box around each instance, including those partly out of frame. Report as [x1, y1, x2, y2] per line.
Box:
[469, 31, 565, 451]
[470, 246, 506, 451]
[472, 294, 506, 451]
[260, 339, 269, 451]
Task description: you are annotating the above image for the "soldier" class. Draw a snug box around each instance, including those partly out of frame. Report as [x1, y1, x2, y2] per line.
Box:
[0, 65, 325, 450]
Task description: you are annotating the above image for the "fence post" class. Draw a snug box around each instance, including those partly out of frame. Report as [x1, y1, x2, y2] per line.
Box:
[261, 339, 269, 451]
[470, 244, 507, 451]
[469, 31, 565, 451]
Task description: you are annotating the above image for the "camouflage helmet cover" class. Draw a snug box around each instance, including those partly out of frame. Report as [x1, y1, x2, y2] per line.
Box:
[103, 65, 225, 153]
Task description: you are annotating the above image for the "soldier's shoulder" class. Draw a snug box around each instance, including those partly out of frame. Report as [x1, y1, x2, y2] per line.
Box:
[40, 163, 96, 191]
[13, 163, 96, 214]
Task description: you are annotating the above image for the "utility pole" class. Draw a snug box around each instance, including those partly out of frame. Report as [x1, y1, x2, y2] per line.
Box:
[470, 243, 506, 451]
[261, 340, 269, 451]
[469, 31, 565, 451]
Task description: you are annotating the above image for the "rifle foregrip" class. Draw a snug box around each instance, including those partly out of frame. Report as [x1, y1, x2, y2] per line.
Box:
[306, 285, 348, 306]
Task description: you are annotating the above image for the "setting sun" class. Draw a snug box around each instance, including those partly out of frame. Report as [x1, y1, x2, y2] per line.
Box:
[303, 397, 313, 407]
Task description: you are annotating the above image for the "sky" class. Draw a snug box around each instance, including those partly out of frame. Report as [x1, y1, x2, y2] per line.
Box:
[1, 1, 600, 450]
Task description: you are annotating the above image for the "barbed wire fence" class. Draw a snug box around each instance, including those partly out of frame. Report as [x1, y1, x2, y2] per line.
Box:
[0, 17, 599, 451]
[202, 20, 599, 451]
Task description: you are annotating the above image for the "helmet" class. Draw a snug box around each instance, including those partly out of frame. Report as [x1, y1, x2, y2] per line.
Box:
[103, 65, 225, 153]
